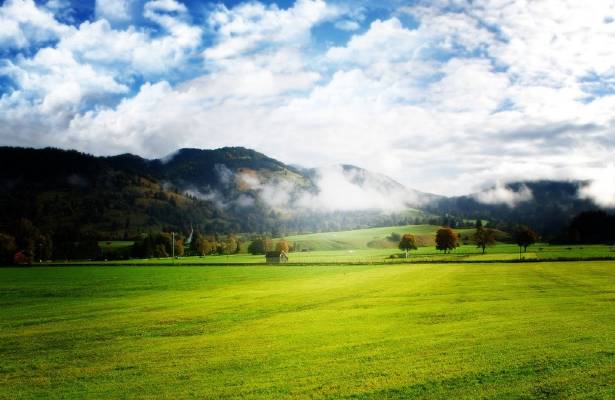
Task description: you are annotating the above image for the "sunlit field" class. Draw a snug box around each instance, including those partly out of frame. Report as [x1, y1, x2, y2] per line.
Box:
[46, 243, 615, 266]
[1, 262, 614, 399]
[44, 224, 615, 265]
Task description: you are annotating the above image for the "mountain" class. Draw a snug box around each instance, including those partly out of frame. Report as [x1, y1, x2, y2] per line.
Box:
[0, 146, 608, 244]
[0, 146, 435, 241]
[427, 180, 604, 237]
[0, 147, 239, 240]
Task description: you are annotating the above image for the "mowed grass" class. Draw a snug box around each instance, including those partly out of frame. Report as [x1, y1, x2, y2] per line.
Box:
[1, 262, 615, 399]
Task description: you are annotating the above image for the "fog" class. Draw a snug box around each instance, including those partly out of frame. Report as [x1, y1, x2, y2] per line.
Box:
[473, 183, 533, 207]
[229, 164, 421, 213]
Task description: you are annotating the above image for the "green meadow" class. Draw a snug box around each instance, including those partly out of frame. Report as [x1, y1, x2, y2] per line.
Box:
[55, 244, 615, 266]
[283, 224, 476, 250]
[52, 224, 615, 266]
[1, 262, 615, 399]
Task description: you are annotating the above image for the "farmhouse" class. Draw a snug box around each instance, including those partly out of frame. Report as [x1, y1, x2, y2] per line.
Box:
[265, 251, 289, 263]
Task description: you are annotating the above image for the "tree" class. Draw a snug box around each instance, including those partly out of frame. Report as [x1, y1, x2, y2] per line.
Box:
[15, 218, 38, 261]
[203, 238, 217, 255]
[275, 239, 290, 253]
[0, 233, 17, 264]
[248, 236, 273, 255]
[473, 227, 496, 254]
[174, 238, 184, 257]
[387, 232, 401, 242]
[567, 210, 615, 244]
[153, 243, 168, 258]
[133, 235, 154, 258]
[154, 233, 173, 257]
[513, 226, 538, 253]
[398, 233, 417, 258]
[435, 227, 459, 253]
[190, 233, 205, 256]
[34, 233, 53, 261]
[224, 236, 237, 255]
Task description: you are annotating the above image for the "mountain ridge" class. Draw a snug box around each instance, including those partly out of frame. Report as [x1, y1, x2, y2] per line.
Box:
[0, 146, 608, 240]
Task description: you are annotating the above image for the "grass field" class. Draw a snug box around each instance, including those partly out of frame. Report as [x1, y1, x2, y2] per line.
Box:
[1, 262, 615, 399]
[44, 224, 615, 266]
[51, 243, 615, 266]
[284, 224, 476, 250]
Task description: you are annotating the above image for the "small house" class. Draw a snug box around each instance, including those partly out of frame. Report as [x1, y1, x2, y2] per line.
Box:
[265, 251, 289, 264]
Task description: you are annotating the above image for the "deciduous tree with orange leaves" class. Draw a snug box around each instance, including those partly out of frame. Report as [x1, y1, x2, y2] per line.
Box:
[435, 227, 459, 253]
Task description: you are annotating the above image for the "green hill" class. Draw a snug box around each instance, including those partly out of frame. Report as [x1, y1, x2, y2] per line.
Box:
[283, 225, 477, 251]
[0, 147, 437, 242]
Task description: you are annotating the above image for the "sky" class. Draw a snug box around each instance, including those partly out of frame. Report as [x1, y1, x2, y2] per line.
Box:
[1, 0, 615, 199]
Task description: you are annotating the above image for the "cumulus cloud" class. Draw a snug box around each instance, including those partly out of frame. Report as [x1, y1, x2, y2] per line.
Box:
[334, 19, 360, 31]
[203, 0, 338, 62]
[473, 183, 533, 207]
[95, 0, 135, 23]
[0, 0, 72, 49]
[2, 47, 128, 112]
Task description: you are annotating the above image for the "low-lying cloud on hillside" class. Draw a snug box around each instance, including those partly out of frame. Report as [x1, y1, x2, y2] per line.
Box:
[578, 165, 615, 208]
[299, 165, 422, 212]
[186, 164, 422, 213]
[473, 183, 533, 207]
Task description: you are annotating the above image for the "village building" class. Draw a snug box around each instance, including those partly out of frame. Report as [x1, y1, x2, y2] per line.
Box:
[265, 251, 289, 263]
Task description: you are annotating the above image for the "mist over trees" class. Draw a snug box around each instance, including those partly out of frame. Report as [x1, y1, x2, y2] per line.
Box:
[2, 147, 615, 264]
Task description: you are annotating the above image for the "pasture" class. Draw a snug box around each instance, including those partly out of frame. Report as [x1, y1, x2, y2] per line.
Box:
[64, 224, 615, 265]
[1, 262, 614, 399]
[56, 243, 615, 266]
[283, 224, 476, 250]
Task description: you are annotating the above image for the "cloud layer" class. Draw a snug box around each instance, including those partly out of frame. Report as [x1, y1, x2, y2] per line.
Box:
[473, 183, 533, 208]
[188, 163, 421, 213]
[1, 0, 615, 207]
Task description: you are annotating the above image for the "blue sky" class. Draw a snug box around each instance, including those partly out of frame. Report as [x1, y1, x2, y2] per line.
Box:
[1, 0, 615, 204]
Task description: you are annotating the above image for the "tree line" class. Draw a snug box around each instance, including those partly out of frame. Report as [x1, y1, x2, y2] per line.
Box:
[1, 210, 612, 265]
[396, 222, 540, 257]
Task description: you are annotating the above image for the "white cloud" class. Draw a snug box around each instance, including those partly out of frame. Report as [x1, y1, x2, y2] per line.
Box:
[326, 18, 420, 65]
[475, 0, 615, 86]
[0, 0, 204, 149]
[295, 165, 417, 212]
[334, 19, 360, 31]
[95, 0, 135, 23]
[234, 165, 416, 213]
[58, 17, 201, 76]
[426, 58, 509, 113]
[578, 164, 615, 208]
[204, 0, 339, 62]
[474, 183, 533, 207]
[0, 0, 72, 48]
[3, 0, 615, 204]
[1, 47, 128, 115]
